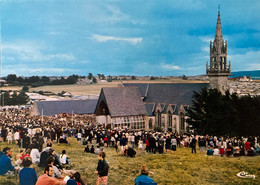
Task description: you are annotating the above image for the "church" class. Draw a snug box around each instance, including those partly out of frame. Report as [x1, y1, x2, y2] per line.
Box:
[95, 10, 231, 132]
[30, 10, 231, 133]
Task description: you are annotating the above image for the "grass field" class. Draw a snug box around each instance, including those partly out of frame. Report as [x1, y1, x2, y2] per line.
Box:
[0, 138, 259, 185]
[0, 79, 207, 96]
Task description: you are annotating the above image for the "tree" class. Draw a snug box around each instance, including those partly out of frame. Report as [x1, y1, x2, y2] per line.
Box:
[235, 95, 260, 136]
[6, 74, 17, 82]
[28, 76, 40, 83]
[107, 75, 112, 82]
[131, 76, 136, 80]
[22, 85, 29, 92]
[41, 76, 50, 84]
[88, 73, 93, 80]
[66, 75, 77, 84]
[92, 77, 97, 83]
[17, 77, 24, 84]
[187, 88, 238, 136]
[150, 76, 156, 80]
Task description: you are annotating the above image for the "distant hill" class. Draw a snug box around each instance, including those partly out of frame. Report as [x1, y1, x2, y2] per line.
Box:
[230, 70, 260, 79]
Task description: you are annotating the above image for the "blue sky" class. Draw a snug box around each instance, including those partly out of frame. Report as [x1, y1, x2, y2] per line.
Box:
[0, 0, 260, 77]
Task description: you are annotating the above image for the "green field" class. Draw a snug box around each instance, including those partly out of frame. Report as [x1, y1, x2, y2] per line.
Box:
[0, 138, 259, 185]
[0, 79, 206, 96]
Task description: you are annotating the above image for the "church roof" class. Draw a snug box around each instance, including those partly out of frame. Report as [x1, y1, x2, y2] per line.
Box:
[145, 103, 155, 116]
[34, 99, 98, 116]
[123, 83, 209, 112]
[95, 87, 147, 117]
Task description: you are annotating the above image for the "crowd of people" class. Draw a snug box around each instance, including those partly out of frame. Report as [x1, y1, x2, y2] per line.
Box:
[0, 106, 259, 184]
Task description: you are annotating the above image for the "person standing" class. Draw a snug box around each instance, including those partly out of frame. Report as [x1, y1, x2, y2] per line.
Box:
[191, 136, 197, 154]
[95, 152, 109, 185]
[171, 136, 177, 153]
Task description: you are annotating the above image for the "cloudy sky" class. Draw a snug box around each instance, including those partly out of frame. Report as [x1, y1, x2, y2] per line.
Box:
[0, 0, 259, 77]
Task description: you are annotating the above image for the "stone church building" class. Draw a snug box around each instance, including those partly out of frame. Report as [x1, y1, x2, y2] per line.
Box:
[95, 10, 231, 132]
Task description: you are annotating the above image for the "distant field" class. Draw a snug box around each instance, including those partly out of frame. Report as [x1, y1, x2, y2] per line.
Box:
[0, 79, 206, 96]
[0, 138, 259, 185]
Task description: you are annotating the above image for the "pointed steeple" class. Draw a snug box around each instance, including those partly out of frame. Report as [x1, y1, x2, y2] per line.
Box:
[214, 10, 223, 43]
[214, 10, 224, 55]
[206, 7, 231, 94]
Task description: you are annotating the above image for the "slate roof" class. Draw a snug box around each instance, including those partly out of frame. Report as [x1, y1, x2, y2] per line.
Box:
[95, 87, 147, 117]
[35, 100, 98, 116]
[123, 83, 209, 113]
[144, 103, 155, 116]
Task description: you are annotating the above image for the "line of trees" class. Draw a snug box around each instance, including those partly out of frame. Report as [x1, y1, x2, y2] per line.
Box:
[5, 74, 80, 87]
[187, 88, 260, 137]
[0, 91, 29, 106]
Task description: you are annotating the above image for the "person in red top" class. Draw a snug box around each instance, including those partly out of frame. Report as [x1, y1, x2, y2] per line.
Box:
[145, 138, 149, 153]
[245, 141, 251, 151]
[36, 164, 65, 185]
[21, 149, 31, 160]
[219, 146, 225, 156]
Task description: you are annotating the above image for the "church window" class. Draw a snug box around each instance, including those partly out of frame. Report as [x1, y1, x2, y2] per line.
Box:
[180, 112, 185, 132]
[168, 111, 172, 128]
[149, 118, 153, 129]
[157, 110, 161, 127]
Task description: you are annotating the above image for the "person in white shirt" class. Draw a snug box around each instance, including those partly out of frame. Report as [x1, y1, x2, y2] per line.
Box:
[14, 131, 20, 143]
[213, 147, 220, 156]
[30, 145, 40, 164]
[59, 150, 69, 165]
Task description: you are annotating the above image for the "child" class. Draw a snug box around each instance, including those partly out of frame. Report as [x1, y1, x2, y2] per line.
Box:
[95, 152, 109, 185]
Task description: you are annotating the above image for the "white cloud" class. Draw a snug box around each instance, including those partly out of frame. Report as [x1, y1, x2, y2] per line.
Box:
[229, 50, 260, 71]
[92, 34, 142, 45]
[2, 65, 65, 77]
[247, 63, 260, 70]
[199, 36, 212, 43]
[3, 43, 76, 62]
[161, 63, 181, 71]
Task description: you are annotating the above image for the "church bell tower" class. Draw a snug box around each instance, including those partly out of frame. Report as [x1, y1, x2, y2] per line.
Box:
[206, 9, 231, 94]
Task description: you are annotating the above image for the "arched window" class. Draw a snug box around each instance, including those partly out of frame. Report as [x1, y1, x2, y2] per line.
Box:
[180, 112, 185, 133]
[168, 111, 172, 128]
[149, 118, 153, 130]
[157, 110, 161, 127]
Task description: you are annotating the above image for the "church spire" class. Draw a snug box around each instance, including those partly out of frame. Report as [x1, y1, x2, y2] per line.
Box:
[206, 7, 231, 94]
[214, 10, 223, 46]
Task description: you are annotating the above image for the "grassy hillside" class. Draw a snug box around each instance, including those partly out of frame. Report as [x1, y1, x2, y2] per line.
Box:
[0, 138, 259, 185]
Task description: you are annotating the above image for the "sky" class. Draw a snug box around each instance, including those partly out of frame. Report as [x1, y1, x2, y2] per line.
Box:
[0, 0, 260, 77]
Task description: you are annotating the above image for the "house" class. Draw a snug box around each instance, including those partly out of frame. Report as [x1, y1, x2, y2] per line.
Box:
[95, 87, 147, 130]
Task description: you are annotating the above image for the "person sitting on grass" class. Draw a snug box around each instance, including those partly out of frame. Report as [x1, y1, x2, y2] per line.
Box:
[95, 145, 102, 155]
[66, 172, 86, 185]
[213, 147, 219, 156]
[59, 150, 70, 165]
[47, 156, 62, 179]
[206, 146, 214, 156]
[19, 157, 38, 185]
[90, 145, 95, 153]
[35, 164, 65, 185]
[0, 147, 19, 175]
[135, 165, 156, 185]
[84, 145, 90, 153]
